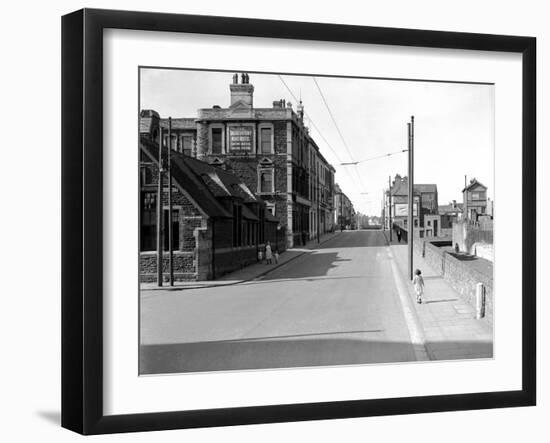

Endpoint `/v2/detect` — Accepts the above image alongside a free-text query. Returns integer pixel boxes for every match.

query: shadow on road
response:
[258,251,351,281]
[140,338,493,374]
[317,230,388,249]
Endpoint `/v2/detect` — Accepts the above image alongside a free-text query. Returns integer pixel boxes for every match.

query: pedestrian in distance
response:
[396,229,402,243]
[273,249,279,264]
[265,241,273,265]
[412,268,425,304]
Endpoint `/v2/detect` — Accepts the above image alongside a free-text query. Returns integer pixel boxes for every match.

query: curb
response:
[142,232,343,292]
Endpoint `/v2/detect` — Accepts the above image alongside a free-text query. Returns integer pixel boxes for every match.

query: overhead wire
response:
[277,75,362,194]
[312,77,368,194]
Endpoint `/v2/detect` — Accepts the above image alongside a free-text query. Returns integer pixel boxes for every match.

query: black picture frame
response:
[61,8,536,435]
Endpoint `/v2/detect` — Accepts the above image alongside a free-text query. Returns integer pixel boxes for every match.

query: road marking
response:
[387,247,430,361]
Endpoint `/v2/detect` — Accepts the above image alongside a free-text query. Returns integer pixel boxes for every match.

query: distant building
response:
[462,178,489,220]
[439,200,464,230]
[334,184,355,230]
[386,174,440,237]
[153,73,336,248]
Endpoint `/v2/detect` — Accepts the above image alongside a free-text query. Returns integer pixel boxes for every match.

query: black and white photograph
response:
[138,68,494,375]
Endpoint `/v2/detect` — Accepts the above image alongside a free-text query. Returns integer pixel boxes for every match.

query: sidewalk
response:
[387,239,493,361]
[141,231,343,291]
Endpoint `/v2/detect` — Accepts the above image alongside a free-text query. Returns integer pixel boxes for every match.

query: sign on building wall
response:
[393,203,418,217]
[229,126,253,151]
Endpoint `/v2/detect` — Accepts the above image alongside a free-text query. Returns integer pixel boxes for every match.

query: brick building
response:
[139,110,282,282]
[439,200,464,231]
[462,178,489,220]
[386,174,441,237]
[154,73,335,247]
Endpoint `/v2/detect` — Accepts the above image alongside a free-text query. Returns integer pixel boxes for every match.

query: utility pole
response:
[317,172,320,243]
[168,117,174,286]
[156,126,164,286]
[388,175,393,242]
[408,116,415,280]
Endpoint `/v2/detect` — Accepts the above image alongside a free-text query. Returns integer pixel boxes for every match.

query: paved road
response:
[140,230,418,374]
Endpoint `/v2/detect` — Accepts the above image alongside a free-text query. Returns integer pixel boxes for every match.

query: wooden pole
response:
[408,116,415,280]
[168,117,174,286]
[388,175,392,241]
[156,126,164,286]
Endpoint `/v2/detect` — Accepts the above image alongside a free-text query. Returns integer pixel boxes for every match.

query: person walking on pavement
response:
[265,241,273,265]
[412,268,425,304]
[396,229,402,243]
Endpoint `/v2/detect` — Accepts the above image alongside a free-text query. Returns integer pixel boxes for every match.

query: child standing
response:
[265,241,273,265]
[412,269,425,304]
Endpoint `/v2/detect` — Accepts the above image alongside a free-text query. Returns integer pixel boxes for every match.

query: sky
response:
[140,68,494,216]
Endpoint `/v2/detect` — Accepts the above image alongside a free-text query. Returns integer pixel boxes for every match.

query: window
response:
[140,192,157,251]
[212,128,223,154]
[260,127,272,153]
[266,203,275,216]
[140,166,153,186]
[163,134,177,151]
[427,220,431,226]
[163,209,180,250]
[232,204,242,246]
[182,135,193,156]
[260,169,273,193]
[414,219,419,227]
[471,192,479,200]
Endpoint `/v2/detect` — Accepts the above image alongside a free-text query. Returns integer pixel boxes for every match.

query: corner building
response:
[186,73,334,248]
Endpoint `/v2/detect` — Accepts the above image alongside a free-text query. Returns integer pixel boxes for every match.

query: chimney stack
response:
[230,73,254,108]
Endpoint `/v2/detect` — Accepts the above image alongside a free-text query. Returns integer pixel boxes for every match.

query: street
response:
[140,230,424,374]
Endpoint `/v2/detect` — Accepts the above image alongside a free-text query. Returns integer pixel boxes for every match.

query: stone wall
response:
[140,251,197,282]
[416,239,493,325]
[214,246,258,277]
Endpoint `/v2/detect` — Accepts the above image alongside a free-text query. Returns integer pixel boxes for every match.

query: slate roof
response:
[140,136,230,218]
[390,177,437,196]
[140,136,262,222]
[462,178,487,192]
[439,203,464,214]
[414,184,437,193]
[160,118,197,130]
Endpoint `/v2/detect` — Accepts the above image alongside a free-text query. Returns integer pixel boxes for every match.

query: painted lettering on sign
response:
[229,127,253,151]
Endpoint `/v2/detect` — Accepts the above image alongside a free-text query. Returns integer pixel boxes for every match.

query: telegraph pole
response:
[317,173,320,243]
[408,116,415,280]
[168,117,174,286]
[156,126,164,286]
[388,175,393,242]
